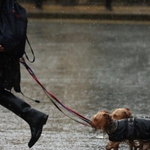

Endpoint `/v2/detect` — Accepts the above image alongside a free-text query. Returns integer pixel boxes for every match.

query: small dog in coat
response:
[107,108,137,150]
[91,109,150,150]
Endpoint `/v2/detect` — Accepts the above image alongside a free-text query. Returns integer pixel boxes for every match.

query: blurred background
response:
[19,0,150,6]
[16,0,150,21]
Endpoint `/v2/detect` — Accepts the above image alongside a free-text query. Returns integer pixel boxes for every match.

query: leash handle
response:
[20,57,91,127]
[24,36,35,63]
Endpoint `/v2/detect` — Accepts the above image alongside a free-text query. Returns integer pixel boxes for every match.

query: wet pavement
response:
[1,19,150,149]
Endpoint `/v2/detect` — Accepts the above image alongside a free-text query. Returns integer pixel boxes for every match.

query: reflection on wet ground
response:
[0,20,150,149]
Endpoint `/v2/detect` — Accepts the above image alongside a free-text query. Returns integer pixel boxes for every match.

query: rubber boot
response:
[0,90,48,148]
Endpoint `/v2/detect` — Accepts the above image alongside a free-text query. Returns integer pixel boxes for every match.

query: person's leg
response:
[35,0,43,9]
[105,0,112,10]
[0,89,48,148]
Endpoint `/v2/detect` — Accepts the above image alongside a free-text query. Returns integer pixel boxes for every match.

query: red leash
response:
[20,57,91,127]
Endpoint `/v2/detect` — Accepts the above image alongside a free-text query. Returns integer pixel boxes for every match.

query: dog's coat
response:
[108,117,150,142]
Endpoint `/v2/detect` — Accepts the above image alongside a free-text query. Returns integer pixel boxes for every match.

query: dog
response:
[91,109,150,150]
[107,108,134,150]
[91,108,134,150]
[111,109,150,150]
[111,108,132,120]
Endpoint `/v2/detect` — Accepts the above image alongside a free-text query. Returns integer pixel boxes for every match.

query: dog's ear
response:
[123,112,128,118]
[103,113,109,119]
[124,108,132,117]
[103,113,112,126]
[124,108,130,111]
[112,114,117,118]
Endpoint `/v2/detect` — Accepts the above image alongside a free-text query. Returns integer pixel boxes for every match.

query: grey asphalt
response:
[21,3,150,21]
